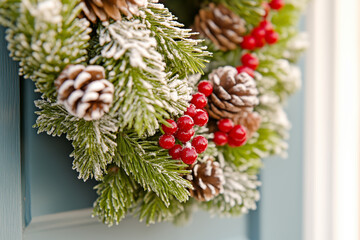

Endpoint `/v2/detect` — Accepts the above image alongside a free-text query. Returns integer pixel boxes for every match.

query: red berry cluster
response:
[159,81,213,165]
[237,1,283,77]
[213,119,247,148]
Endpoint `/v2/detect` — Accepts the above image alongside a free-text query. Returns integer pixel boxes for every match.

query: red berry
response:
[213,131,228,146]
[241,53,259,70]
[229,125,247,141]
[169,144,182,159]
[241,35,256,50]
[177,115,194,131]
[191,93,208,109]
[255,37,266,48]
[269,0,284,10]
[184,104,197,118]
[192,135,208,154]
[265,30,279,44]
[259,20,273,32]
[198,81,213,97]
[228,136,247,147]
[217,119,234,133]
[262,2,271,18]
[193,109,209,126]
[161,119,177,135]
[159,135,175,149]
[252,26,266,40]
[236,66,255,78]
[176,128,195,143]
[181,146,198,164]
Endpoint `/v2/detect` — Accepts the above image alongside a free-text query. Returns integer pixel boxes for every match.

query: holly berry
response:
[198,81,213,97]
[192,136,208,154]
[162,119,177,135]
[217,118,234,133]
[236,66,255,78]
[191,93,208,109]
[175,127,195,143]
[228,136,247,147]
[265,30,279,44]
[181,146,198,164]
[177,115,194,131]
[193,109,209,126]
[255,37,266,48]
[241,53,259,70]
[213,131,228,146]
[259,20,273,32]
[159,135,175,149]
[229,125,247,141]
[269,0,285,10]
[251,26,266,40]
[184,104,197,118]
[241,35,256,50]
[169,144,182,160]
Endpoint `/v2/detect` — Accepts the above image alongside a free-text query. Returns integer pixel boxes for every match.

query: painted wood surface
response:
[0,27,23,240]
[24,209,249,240]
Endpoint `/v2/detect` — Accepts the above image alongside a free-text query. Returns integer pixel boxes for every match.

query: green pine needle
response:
[114,132,192,206]
[35,100,118,181]
[144,2,211,79]
[93,166,139,226]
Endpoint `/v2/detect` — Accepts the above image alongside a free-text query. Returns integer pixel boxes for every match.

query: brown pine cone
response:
[205,66,259,121]
[81,0,147,23]
[193,3,246,51]
[186,159,225,202]
[55,65,114,121]
[233,111,261,138]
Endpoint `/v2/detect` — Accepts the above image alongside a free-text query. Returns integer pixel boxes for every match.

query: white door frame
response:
[304,0,360,239]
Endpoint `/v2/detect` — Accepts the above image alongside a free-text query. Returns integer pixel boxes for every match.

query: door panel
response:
[0,26,23,240]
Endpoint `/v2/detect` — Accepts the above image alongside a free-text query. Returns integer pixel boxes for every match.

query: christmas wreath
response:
[0,0,307,225]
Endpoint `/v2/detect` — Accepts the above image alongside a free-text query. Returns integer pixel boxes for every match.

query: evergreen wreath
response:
[0,0,307,225]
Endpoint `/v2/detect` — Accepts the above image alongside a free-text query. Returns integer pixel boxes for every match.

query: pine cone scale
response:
[205,66,260,122]
[56,65,114,120]
[81,0,147,23]
[187,159,225,202]
[194,3,246,51]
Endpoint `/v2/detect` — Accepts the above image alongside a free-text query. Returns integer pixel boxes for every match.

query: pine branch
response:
[143,2,211,79]
[136,191,185,225]
[92,20,192,136]
[0,0,21,27]
[6,0,91,100]
[93,166,139,226]
[114,132,192,206]
[34,100,118,181]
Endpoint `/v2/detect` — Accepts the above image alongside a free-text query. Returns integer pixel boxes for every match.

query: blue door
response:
[0,23,304,239]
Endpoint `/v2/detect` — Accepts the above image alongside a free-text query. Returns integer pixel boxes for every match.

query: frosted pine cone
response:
[55,65,114,121]
[186,159,225,202]
[233,111,261,138]
[205,66,259,121]
[193,3,246,51]
[81,0,148,23]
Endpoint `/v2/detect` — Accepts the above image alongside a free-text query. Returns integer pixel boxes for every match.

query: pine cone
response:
[55,65,114,121]
[205,66,259,121]
[186,159,225,202]
[233,111,261,138]
[193,3,246,51]
[81,0,147,23]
